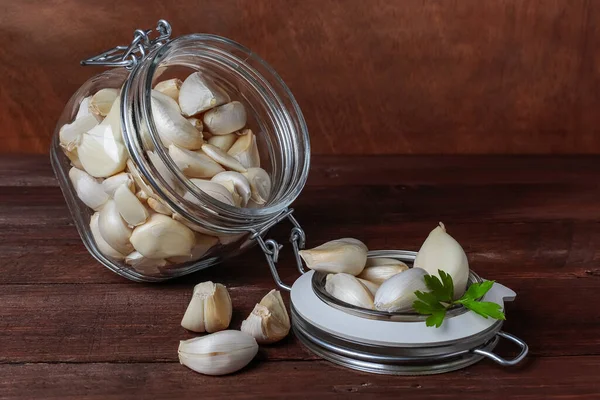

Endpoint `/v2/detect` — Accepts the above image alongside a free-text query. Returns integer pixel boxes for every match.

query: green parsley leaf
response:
[423,273,453,303]
[459,300,506,320]
[426,310,446,328]
[461,280,494,302]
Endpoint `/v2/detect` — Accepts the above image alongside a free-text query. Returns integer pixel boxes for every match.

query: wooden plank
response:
[0,277,599,363]
[3,1,600,155]
[1,357,599,399]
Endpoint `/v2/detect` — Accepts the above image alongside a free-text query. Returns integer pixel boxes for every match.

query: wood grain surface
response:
[2,0,600,155]
[1,154,600,399]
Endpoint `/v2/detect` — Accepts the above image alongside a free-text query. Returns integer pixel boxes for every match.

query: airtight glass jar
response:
[50,21,310,282]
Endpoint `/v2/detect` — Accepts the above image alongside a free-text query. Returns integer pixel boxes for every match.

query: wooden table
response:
[1,154,599,399]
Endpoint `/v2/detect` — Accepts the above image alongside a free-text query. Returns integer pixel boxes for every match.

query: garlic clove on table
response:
[241,289,291,344]
[181,281,232,333]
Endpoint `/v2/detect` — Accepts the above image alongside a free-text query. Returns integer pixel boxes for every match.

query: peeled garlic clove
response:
[357,278,380,297]
[178,72,230,117]
[299,238,368,275]
[113,183,149,226]
[101,95,123,143]
[414,222,469,299]
[178,330,258,376]
[241,289,290,344]
[98,199,134,255]
[77,124,128,178]
[187,178,235,207]
[357,260,409,285]
[227,129,260,169]
[90,212,125,260]
[68,167,109,211]
[168,233,219,263]
[325,273,374,309]
[242,168,271,205]
[374,267,428,312]
[89,88,119,118]
[59,114,98,151]
[186,117,203,132]
[154,78,182,101]
[147,197,172,215]
[203,101,247,135]
[208,133,237,152]
[101,172,134,197]
[181,281,232,333]
[125,251,167,275]
[151,90,204,149]
[201,144,247,173]
[75,96,101,121]
[168,144,225,178]
[130,213,195,259]
[211,171,251,207]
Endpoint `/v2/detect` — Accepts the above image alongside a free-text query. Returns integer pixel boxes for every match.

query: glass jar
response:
[50,22,310,282]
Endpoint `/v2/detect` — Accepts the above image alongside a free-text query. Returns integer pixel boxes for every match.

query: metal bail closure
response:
[251,209,306,292]
[80,19,172,70]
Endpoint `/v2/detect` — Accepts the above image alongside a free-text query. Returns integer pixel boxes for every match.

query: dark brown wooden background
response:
[2,0,600,155]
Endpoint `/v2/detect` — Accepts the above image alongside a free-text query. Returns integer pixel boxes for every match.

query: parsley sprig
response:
[413,270,506,328]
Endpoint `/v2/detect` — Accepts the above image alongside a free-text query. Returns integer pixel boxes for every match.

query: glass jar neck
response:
[120,34,310,234]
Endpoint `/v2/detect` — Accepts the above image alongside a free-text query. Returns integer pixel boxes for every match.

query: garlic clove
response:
[211,171,251,207]
[68,167,109,211]
[374,267,428,312]
[186,178,236,207]
[126,159,155,199]
[65,148,85,170]
[147,197,172,215]
[186,117,203,132]
[130,213,195,259]
[203,101,247,135]
[299,238,368,275]
[366,257,410,269]
[414,222,469,299]
[201,144,247,173]
[97,199,134,255]
[357,261,409,285]
[101,172,134,197]
[241,289,290,344]
[151,90,204,149]
[168,233,219,263]
[216,180,243,207]
[181,281,232,333]
[357,278,380,297]
[208,133,237,152]
[90,212,125,260]
[325,273,374,309]
[178,330,258,376]
[75,96,102,121]
[242,168,271,205]
[125,251,167,275]
[154,78,182,101]
[101,95,123,143]
[147,150,185,195]
[77,124,128,178]
[227,129,260,169]
[113,183,149,226]
[178,72,230,117]
[168,144,225,178]
[89,88,119,118]
[59,114,98,151]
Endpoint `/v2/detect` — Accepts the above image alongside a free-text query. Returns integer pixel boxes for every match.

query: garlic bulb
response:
[77,124,128,178]
[154,78,182,101]
[208,133,238,152]
[130,213,195,259]
[168,233,219,263]
[181,281,232,333]
[374,267,428,312]
[201,144,247,173]
[211,171,251,207]
[113,184,149,227]
[97,199,134,255]
[299,238,368,275]
[168,145,225,178]
[151,90,203,149]
[68,167,109,211]
[325,273,374,309]
[178,72,230,117]
[241,289,290,344]
[357,258,409,285]
[90,212,125,260]
[89,88,119,118]
[101,172,134,197]
[203,101,247,135]
[414,222,469,299]
[228,129,260,169]
[178,330,258,376]
[242,168,271,205]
